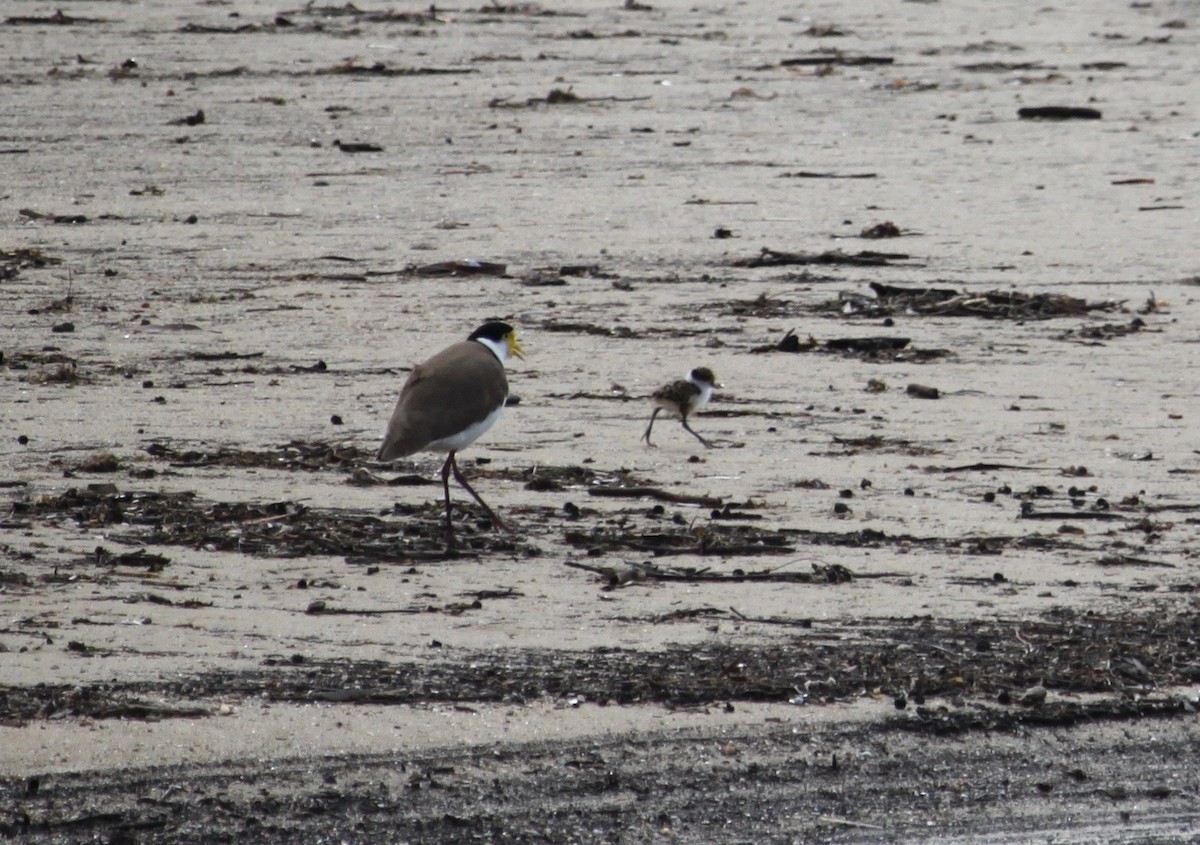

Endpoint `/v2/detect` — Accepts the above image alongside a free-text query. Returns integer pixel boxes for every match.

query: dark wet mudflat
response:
[4,708,1199,844]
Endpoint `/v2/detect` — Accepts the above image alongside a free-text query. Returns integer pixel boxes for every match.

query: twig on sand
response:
[817,815,884,831]
[587,485,723,507]
[729,607,815,628]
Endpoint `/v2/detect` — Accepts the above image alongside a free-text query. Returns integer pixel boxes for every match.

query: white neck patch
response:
[475,335,508,363]
[688,372,715,409]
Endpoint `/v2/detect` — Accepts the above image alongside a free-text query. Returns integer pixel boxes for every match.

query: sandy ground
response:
[2,0,1200,840]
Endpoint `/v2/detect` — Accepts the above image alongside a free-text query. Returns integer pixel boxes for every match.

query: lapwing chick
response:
[641,367,719,448]
[377,321,525,547]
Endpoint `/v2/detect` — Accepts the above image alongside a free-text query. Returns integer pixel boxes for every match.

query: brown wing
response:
[377,341,508,461]
[652,379,699,410]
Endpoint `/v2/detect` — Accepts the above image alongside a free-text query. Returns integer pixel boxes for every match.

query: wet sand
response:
[2,0,1199,840]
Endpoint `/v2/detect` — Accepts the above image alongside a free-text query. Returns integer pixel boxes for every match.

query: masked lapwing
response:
[377,321,525,546]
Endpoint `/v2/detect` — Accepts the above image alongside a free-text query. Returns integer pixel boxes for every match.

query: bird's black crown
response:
[690,367,716,386]
[469,321,515,343]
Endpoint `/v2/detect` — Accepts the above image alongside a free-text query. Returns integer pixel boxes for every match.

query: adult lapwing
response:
[377,321,524,546]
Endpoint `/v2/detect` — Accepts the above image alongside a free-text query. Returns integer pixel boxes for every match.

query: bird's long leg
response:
[681,415,714,449]
[641,408,661,447]
[440,452,457,547]
[450,453,510,532]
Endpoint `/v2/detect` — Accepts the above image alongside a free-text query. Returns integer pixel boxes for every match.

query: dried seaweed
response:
[566,522,798,557]
[145,440,369,471]
[315,62,475,77]
[489,88,651,108]
[0,684,209,725]
[830,282,1124,320]
[564,559,862,588]
[0,247,61,280]
[586,486,723,507]
[12,488,530,559]
[779,53,895,67]
[826,434,944,456]
[5,10,105,25]
[1056,317,1147,342]
[716,292,799,318]
[410,259,507,277]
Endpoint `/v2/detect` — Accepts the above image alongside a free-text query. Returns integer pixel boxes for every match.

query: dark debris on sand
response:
[830,282,1125,321]
[3,608,1197,728]
[10,487,532,560]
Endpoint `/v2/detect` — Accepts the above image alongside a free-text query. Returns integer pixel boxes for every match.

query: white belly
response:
[425,403,504,453]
